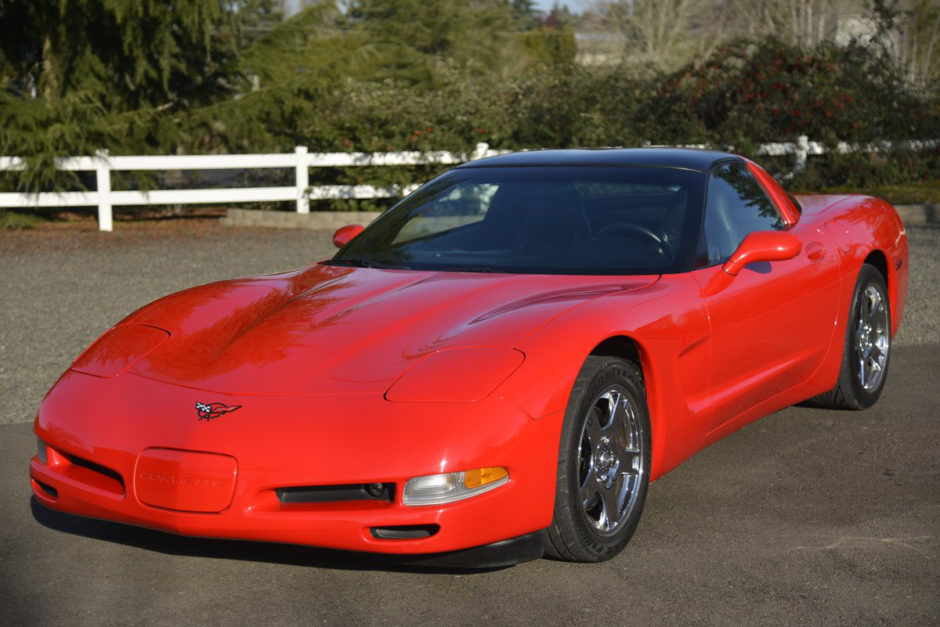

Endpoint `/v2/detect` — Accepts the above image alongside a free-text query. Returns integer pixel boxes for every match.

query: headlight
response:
[385,347,524,403]
[402,467,509,506]
[71,324,170,377]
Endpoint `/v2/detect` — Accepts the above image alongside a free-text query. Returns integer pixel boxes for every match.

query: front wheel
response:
[810,263,891,410]
[543,356,651,562]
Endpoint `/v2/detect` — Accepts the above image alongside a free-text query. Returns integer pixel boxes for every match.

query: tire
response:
[809,263,891,410]
[543,356,651,562]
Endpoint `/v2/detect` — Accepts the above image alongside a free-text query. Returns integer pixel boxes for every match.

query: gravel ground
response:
[0,219,937,426]
[895,224,940,346]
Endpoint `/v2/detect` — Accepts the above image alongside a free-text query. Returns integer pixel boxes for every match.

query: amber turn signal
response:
[403,467,510,506]
[463,467,509,490]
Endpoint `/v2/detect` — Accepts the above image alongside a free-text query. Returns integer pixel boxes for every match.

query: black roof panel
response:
[457,147,739,172]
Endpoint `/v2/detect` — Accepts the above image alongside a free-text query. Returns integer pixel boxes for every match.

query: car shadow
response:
[29,497,511,574]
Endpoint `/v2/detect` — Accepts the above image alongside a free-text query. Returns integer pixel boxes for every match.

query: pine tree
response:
[0,1,268,190]
[345,0,519,83]
[0,0,244,111]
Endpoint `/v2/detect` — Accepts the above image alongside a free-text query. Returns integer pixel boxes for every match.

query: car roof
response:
[457,148,740,172]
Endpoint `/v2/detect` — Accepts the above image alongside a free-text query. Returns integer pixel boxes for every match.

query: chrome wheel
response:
[854,284,889,392]
[545,356,650,562]
[805,263,892,411]
[577,386,645,536]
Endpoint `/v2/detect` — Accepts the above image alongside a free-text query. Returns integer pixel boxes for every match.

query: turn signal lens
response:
[403,467,509,506]
[37,438,47,464]
[463,467,508,490]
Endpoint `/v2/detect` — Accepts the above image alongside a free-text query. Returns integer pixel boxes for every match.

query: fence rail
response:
[755,137,937,172]
[1,137,935,231]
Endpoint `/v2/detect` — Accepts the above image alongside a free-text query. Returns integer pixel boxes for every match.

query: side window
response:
[702,162,783,263]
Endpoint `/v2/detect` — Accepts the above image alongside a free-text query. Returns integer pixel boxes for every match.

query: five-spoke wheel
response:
[544,356,650,562]
[810,263,892,409]
[854,283,890,392]
[577,387,645,536]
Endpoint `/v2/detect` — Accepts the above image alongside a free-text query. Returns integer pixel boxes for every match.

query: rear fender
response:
[830,197,908,338]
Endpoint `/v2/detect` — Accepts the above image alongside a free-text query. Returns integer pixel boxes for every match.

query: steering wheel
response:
[596,223,666,250]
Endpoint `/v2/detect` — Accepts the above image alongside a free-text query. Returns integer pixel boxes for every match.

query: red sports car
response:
[30,149,908,566]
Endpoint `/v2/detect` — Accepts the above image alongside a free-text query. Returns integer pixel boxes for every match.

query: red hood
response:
[119,263,657,395]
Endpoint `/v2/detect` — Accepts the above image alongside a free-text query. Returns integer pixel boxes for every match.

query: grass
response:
[0,210,46,230]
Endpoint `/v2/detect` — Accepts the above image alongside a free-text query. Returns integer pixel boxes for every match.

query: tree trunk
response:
[41,33,57,99]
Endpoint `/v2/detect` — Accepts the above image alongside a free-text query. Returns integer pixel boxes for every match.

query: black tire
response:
[809,263,891,410]
[543,356,651,562]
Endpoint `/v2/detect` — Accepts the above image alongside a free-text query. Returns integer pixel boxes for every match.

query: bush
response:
[656,39,937,146]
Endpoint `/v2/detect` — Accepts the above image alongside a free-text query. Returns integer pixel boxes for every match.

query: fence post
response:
[472,142,489,161]
[794,135,809,173]
[295,145,309,214]
[95,150,113,232]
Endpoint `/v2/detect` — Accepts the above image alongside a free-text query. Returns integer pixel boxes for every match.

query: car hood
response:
[115,263,657,395]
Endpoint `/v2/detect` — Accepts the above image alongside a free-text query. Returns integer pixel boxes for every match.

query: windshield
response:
[330,166,705,275]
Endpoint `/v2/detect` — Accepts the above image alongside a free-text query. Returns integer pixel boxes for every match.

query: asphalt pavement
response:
[0,220,937,625]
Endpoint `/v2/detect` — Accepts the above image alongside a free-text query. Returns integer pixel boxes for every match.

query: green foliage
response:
[0,209,43,229]
[239,3,362,88]
[507,66,646,148]
[509,0,542,29]
[657,39,936,146]
[0,92,117,190]
[789,148,940,191]
[0,0,245,189]
[521,25,577,69]
[0,0,241,110]
[232,0,284,51]
[0,90,183,190]
[345,0,524,83]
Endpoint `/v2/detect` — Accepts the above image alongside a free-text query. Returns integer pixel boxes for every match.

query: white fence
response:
[0,143,501,232]
[1,137,936,231]
[755,136,937,173]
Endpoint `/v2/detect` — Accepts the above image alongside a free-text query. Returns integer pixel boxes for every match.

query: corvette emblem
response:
[195,402,241,421]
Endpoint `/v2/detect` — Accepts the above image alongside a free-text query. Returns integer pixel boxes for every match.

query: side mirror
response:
[332,224,364,249]
[722,231,802,276]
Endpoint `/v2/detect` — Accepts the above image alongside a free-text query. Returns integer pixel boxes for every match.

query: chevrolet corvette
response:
[30,149,908,566]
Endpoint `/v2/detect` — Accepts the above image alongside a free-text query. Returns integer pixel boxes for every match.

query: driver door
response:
[692,162,840,431]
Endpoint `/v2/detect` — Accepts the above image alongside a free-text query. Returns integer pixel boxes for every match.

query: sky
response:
[533,0,587,12]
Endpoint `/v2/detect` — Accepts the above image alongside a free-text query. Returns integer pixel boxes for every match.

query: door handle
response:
[806,241,826,261]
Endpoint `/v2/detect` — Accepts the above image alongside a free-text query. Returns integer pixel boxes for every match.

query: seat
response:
[514,189,591,254]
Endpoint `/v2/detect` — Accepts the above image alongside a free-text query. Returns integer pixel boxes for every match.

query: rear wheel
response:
[810,263,891,409]
[543,356,651,562]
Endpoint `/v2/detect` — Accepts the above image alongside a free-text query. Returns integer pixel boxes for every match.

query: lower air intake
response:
[370,524,440,540]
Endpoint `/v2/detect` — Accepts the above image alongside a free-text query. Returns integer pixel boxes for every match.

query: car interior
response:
[401,181,691,271]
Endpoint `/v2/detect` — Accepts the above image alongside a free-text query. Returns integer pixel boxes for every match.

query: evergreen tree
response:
[0,0,246,111]
[240,2,373,89]
[345,0,519,83]
[0,1,267,191]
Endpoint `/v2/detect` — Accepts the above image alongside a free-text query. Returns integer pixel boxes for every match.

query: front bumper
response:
[31,370,562,558]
